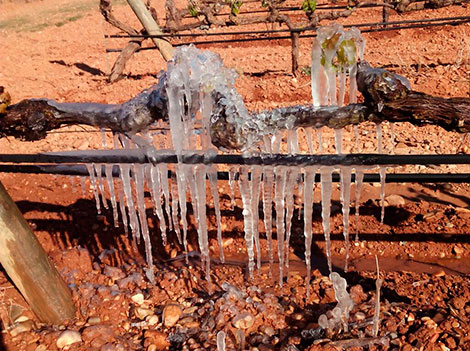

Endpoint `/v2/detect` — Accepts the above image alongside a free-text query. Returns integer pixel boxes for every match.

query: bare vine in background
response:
[100,0,467,81]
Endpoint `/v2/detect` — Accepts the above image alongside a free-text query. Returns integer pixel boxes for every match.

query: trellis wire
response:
[105,16,470,51]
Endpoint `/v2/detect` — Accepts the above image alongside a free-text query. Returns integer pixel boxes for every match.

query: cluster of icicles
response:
[82,25,393,292]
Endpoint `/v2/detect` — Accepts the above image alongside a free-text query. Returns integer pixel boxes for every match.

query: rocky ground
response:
[1,0,470,350]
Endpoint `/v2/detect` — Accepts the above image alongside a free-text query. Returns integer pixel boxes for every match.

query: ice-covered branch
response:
[1,54,470,148]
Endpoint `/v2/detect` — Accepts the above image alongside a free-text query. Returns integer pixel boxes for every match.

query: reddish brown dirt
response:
[1,1,470,351]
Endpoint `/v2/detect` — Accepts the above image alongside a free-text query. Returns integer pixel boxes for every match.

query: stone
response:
[232,312,255,329]
[87,316,101,325]
[56,330,82,349]
[104,266,126,280]
[9,320,35,337]
[452,246,464,256]
[131,293,145,305]
[385,194,406,206]
[163,304,183,327]
[144,330,169,350]
[135,307,154,320]
[82,325,115,348]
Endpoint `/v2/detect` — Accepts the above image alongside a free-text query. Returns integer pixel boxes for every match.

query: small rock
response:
[144,330,169,350]
[450,297,466,310]
[56,330,82,349]
[349,285,367,304]
[9,320,35,336]
[163,304,183,327]
[146,315,160,326]
[131,293,145,305]
[453,246,464,256]
[432,270,446,277]
[232,312,255,329]
[385,194,405,206]
[104,266,126,280]
[135,307,154,320]
[82,325,115,348]
[259,325,275,337]
[354,312,366,321]
[87,316,101,325]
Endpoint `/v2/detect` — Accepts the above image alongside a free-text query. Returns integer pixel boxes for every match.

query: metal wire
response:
[2,151,470,166]
[2,163,470,184]
[105,15,470,39]
[105,16,470,51]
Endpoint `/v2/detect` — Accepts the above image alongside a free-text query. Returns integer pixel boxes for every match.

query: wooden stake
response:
[0,182,75,324]
[126,0,174,61]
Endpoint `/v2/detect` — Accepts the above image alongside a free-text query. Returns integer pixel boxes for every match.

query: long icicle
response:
[274,166,288,288]
[86,163,102,215]
[262,166,275,277]
[105,164,119,227]
[320,166,334,274]
[148,164,167,245]
[134,163,155,283]
[251,165,262,270]
[340,166,352,271]
[208,165,224,263]
[304,166,317,299]
[238,165,255,279]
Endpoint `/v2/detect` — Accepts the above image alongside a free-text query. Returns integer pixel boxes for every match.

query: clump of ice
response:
[318,272,354,333]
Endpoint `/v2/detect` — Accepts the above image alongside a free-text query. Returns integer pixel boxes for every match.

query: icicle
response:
[228,167,237,211]
[303,166,317,299]
[100,129,108,149]
[170,173,184,246]
[148,165,167,245]
[339,167,352,271]
[354,167,364,241]
[320,166,334,274]
[217,331,226,351]
[305,127,314,154]
[334,129,343,154]
[390,122,396,154]
[296,171,304,221]
[80,176,87,196]
[354,125,360,153]
[117,181,129,234]
[262,166,275,277]
[194,164,211,287]
[94,164,109,210]
[373,256,382,337]
[70,176,77,193]
[158,164,173,232]
[311,37,328,107]
[376,123,383,154]
[208,165,224,263]
[274,166,288,287]
[86,164,102,214]
[284,168,297,272]
[349,63,358,104]
[317,129,324,153]
[379,166,386,224]
[251,165,262,270]
[286,129,299,154]
[238,166,255,279]
[338,67,346,107]
[105,164,119,227]
[134,164,155,283]
[120,164,140,243]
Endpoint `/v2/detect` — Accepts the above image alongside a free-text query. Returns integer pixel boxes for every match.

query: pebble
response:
[452,246,464,256]
[146,315,160,326]
[144,330,169,350]
[131,293,145,305]
[259,325,275,337]
[9,320,35,336]
[87,316,101,325]
[163,304,183,327]
[135,307,155,320]
[385,194,406,206]
[232,312,255,329]
[56,330,82,349]
[103,266,126,280]
[354,312,366,321]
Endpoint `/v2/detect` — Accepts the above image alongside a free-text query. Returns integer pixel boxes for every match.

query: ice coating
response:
[120,163,140,243]
[95,164,108,210]
[379,166,387,224]
[330,272,354,332]
[217,331,226,351]
[148,164,167,245]
[373,256,382,337]
[320,167,334,273]
[228,167,237,210]
[284,168,297,272]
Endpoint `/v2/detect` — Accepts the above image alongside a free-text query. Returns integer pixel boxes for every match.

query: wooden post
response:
[0,182,75,324]
[126,0,174,61]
